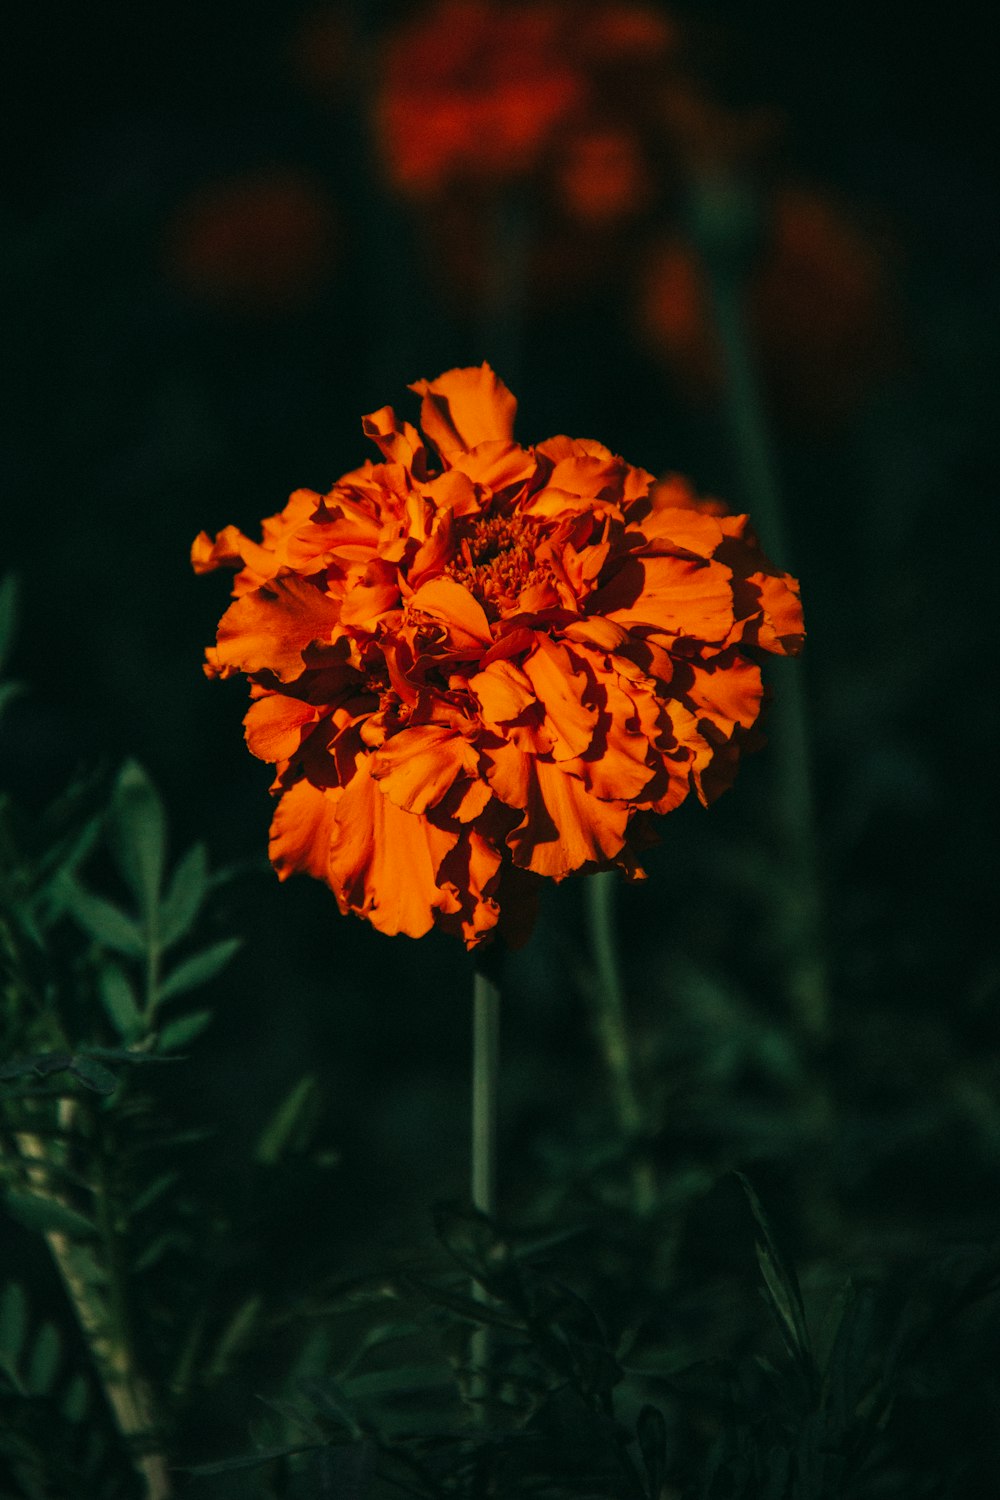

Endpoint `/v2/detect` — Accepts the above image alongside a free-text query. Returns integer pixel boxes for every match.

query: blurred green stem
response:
[586,872,656,1215]
[693,176,829,1043]
[16,1111,171,1498]
[470,963,500,1416]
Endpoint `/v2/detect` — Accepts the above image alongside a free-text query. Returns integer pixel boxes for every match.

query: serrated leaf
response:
[26,1321,60,1394]
[0,1282,29,1370]
[159,842,209,950]
[68,1055,118,1096]
[158,939,240,1002]
[637,1404,668,1500]
[4,1190,97,1241]
[109,761,166,923]
[58,875,145,958]
[256,1074,322,1166]
[97,962,145,1042]
[157,1009,213,1052]
[62,1371,89,1423]
[0,574,18,677]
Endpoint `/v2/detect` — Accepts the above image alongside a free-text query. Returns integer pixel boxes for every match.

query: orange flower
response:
[194,366,802,946]
[166,170,338,316]
[639,184,898,427]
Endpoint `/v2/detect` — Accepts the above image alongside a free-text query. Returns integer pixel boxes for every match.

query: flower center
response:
[447,512,542,618]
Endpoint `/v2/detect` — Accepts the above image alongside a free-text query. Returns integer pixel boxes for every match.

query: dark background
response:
[2,0,999,1483]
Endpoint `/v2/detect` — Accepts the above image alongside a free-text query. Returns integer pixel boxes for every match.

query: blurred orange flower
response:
[194,366,802,946]
[166,170,338,315]
[640,184,898,426]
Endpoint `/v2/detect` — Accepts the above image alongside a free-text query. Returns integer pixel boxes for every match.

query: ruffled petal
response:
[410,364,517,458]
[213,576,343,682]
[370,723,481,814]
[269,779,340,882]
[508,759,629,878]
[328,759,458,938]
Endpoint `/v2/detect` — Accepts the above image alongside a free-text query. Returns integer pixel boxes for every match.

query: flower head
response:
[194,366,802,947]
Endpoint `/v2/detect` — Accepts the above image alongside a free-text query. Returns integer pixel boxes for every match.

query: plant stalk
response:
[586,872,656,1215]
[470,962,501,1417]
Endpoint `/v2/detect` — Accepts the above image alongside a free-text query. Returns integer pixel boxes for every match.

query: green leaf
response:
[68,1055,119,1096]
[0,1282,29,1371]
[158,939,241,1002]
[26,1321,60,1395]
[0,574,18,677]
[637,1404,668,1500]
[256,1074,322,1166]
[109,761,166,923]
[157,1009,214,1052]
[57,875,145,958]
[130,1171,180,1216]
[4,1190,98,1241]
[61,1372,89,1424]
[182,1445,321,1477]
[159,842,209,950]
[342,1364,454,1402]
[413,1279,524,1332]
[736,1173,813,1376]
[97,962,145,1042]
[206,1294,263,1380]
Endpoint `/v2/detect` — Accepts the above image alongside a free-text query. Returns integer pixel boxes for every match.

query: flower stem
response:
[692,176,829,1043]
[16,1114,171,1498]
[470,960,501,1417]
[586,872,656,1215]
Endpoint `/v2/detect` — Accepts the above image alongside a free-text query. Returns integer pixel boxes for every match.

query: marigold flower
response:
[194,366,802,947]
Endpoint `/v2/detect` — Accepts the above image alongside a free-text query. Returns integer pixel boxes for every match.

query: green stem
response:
[470,963,500,1419]
[693,177,829,1043]
[585,872,656,1215]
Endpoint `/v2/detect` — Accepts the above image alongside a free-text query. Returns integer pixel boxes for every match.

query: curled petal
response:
[371,723,482,814]
[244,694,322,762]
[410,363,517,458]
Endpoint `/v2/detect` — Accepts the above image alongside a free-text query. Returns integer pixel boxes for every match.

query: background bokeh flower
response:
[195,365,801,946]
[639,183,900,427]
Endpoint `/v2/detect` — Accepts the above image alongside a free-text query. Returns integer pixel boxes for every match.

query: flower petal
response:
[213,576,343,682]
[244,694,322,762]
[269,779,340,882]
[328,759,458,937]
[508,759,629,878]
[370,723,481,814]
[410,363,517,458]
